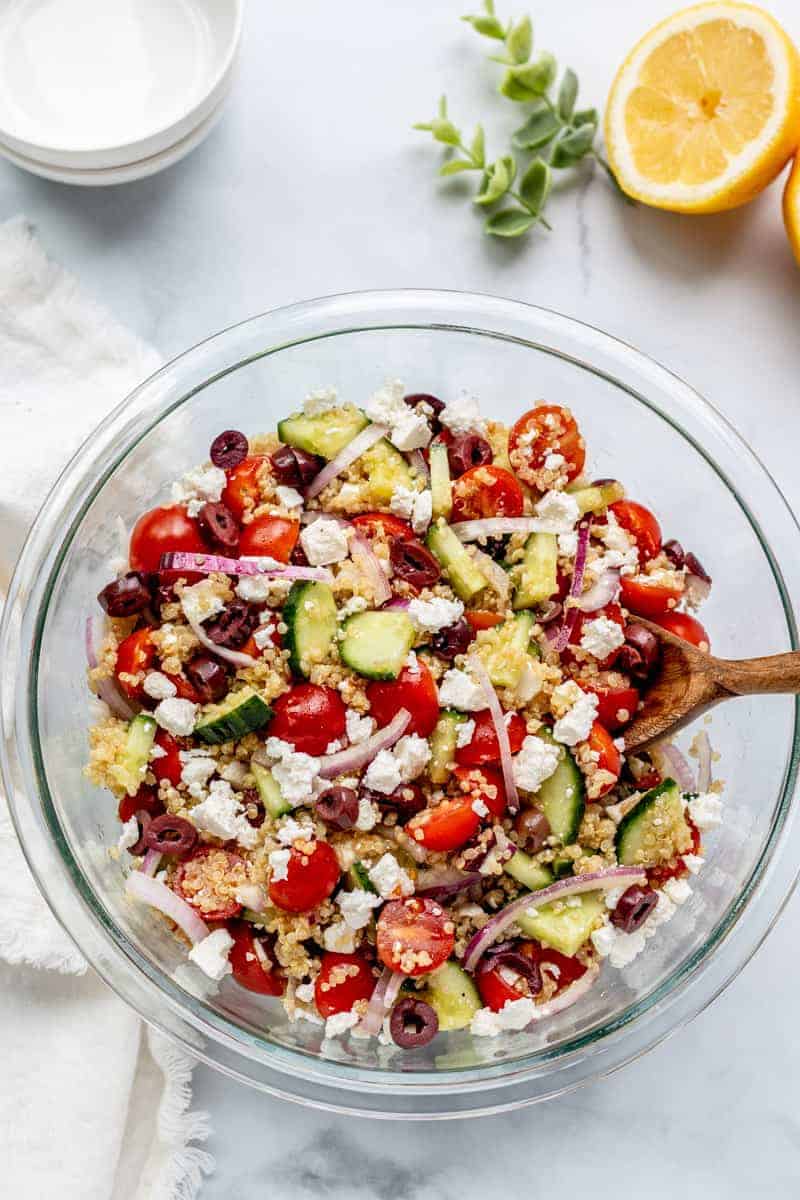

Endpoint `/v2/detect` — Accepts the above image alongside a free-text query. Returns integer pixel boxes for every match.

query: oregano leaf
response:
[550,122,596,167]
[557,68,578,121]
[511,108,561,150]
[506,15,532,64]
[485,208,538,237]
[461,12,506,39]
[500,53,556,101]
[572,107,598,128]
[440,159,479,176]
[430,118,463,146]
[474,155,516,205]
[470,123,486,167]
[519,157,552,213]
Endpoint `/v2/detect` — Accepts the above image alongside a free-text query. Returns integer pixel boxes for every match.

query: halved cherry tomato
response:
[610,500,661,563]
[454,709,526,766]
[620,574,683,618]
[451,465,525,522]
[115,628,156,699]
[221,455,269,521]
[151,729,183,787]
[175,847,245,921]
[581,677,640,732]
[238,515,299,562]
[164,672,204,703]
[367,659,439,738]
[587,721,621,798]
[376,897,454,976]
[228,921,285,996]
[314,952,376,1017]
[118,784,162,824]
[465,610,505,633]
[129,504,206,574]
[239,621,282,659]
[453,765,507,819]
[352,512,414,542]
[568,603,626,668]
[406,796,479,852]
[652,611,711,652]
[267,684,347,756]
[508,404,585,487]
[476,957,528,1011]
[268,840,341,913]
[521,940,588,987]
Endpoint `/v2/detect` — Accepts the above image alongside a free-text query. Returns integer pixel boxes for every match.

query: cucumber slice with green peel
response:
[535,730,585,845]
[516,890,605,957]
[551,856,573,879]
[512,532,558,610]
[282,580,337,677]
[429,440,452,521]
[504,849,554,892]
[360,439,414,504]
[251,760,291,818]
[429,710,467,784]
[348,861,377,893]
[474,611,535,689]
[277,405,368,460]
[339,610,415,680]
[616,778,692,867]
[567,480,625,515]
[422,961,482,1031]
[426,523,487,602]
[113,713,157,796]
[195,687,272,745]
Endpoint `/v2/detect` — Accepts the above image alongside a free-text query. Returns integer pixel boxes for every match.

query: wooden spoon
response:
[622,618,800,751]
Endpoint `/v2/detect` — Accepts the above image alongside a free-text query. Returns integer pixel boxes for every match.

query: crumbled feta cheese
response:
[303,386,339,416]
[534,490,580,534]
[470,997,536,1037]
[325,740,344,755]
[393,734,431,782]
[579,615,626,660]
[363,749,402,795]
[275,485,304,509]
[598,511,636,555]
[552,687,598,746]
[391,410,432,452]
[456,718,475,749]
[406,649,419,672]
[117,817,140,854]
[268,848,291,882]
[603,885,627,911]
[294,981,316,1004]
[322,921,357,953]
[590,923,617,958]
[265,738,321,807]
[355,795,379,831]
[544,452,565,471]
[663,877,692,905]
[411,489,433,533]
[368,853,415,898]
[338,888,382,930]
[345,708,375,744]
[471,797,489,817]
[683,853,705,875]
[142,671,177,701]
[191,780,258,847]
[180,752,217,798]
[324,1010,360,1038]
[688,792,722,830]
[438,667,485,712]
[337,482,364,505]
[512,735,561,792]
[219,760,248,788]
[153,698,198,738]
[558,531,578,558]
[180,579,226,626]
[591,919,647,968]
[515,660,543,704]
[188,929,234,981]
[149,744,167,761]
[300,517,349,566]
[407,596,464,633]
[253,622,276,649]
[276,817,315,846]
[440,390,487,436]
[363,379,408,426]
[390,486,416,520]
[338,594,369,619]
[171,464,226,517]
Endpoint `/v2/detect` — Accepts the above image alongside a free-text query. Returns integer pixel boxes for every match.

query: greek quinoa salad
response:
[86,383,722,1048]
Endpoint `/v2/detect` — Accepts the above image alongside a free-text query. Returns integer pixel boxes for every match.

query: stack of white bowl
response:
[0,0,243,185]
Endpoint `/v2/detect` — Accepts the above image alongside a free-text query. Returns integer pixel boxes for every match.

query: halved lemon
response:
[783,149,800,264]
[605,2,800,213]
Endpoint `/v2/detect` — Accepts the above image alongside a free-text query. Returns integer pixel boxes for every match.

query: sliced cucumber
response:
[474,611,534,689]
[277,405,368,459]
[251,760,291,818]
[113,713,157,796]
[504,849,554,892]
[426,523,487,602]
[348,861,377,893]
[283,580,337,677]
[360,439,414,505]
[512,532,558,610]
[535,730,585,845]
[551,856,573,879]
[422,961,482,1031]
[429,440,452,521]
[195,687,272,745]
[429,710,467,784]
[339,610,415,680]
[567,480,625,515]
[616,778,692,867]
[516,891,605,957]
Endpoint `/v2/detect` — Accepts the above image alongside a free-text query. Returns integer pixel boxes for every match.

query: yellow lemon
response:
[605,2,800,213]
[783,148,800,264]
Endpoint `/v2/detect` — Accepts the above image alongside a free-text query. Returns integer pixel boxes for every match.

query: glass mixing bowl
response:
[3,290,800,1117]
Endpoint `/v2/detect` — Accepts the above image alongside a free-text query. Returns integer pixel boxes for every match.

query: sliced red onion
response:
[534,961,600,1018]
[468,655,519,815]
[359,966,404,1036]
[85,616,98,669]
[384,824,429,863]
[305,422,389,500]
[416,867,483,900]
[553,516,592,652]
[140,849,163,877]
[462,866,647,972]
[653,742,695,792]
[470,547,510,603]
[126,871,209,944]
[317,708,411,779]
[685,572,711,607]
[185,612,257,668]
[451,517,549,541]
[160,551,332,583]
[96,676,138,721]
[407,448,430,482]
[696,730,712,792]
[350,532,391,606]
[575,568,620,613]
[382,597,410,611]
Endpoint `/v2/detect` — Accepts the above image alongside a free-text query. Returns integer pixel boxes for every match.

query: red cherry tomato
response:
[238,515,299,562]
[508,404,585,487]
[465,610,505,633]
[221,455,269,521]
[581,678,640,731]
[587,721,621,798]
[568,603,626,669]
[406,795,481,852]
[129,504,206,573]
[652,611,711,652]
[451,465,525,522]
[476,957,529,1011]
[228,921,285,996]
[118,784,162,824]
[267,684,347,756]
[163,672,204,703]
[376,897,454,976]
[115,628,156,699]
[620,574,683,618]
[648,817,702,887]
[150,730,183,787]
[314,952,376,1018]
[521,940,588,987]
[454,709,526,766]
[352,512,414,542]
[367,659,439,738]
[174,847,245,921]
[268,840,341,913]
[453,765,507,819]
[610,500,661,563]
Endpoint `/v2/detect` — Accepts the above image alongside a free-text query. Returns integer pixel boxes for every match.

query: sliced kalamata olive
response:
[685,551,711,583]
[390,997,439,1048]
[389,537,441,590]
[615,644,646,679]
[481,534,510,562]
[662,539,685,568]
[97,572,151,617]
[270,445,324,488]
[365,783,426,821]
[291,540,310,566]
[293,447,325,487]
[430,617,474,661]
[210,429,249,470]
[483,947,543,995]
[448,432,493,477]
[611,884,659,933]
[404,393,445,433]
[204,600,259,649]
[242,788,266,828]
[184,654,230,702]
[622,623,661,681]
[513,808,551,853]
[129,810,153,857]
[144,814,198,858]
[314,786,360,830]
[197,501,240,553]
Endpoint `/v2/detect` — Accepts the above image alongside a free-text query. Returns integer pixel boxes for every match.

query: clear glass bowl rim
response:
[3,288,800,1117]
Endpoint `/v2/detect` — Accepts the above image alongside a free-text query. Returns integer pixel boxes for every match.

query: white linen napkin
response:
[0,216,214,1200]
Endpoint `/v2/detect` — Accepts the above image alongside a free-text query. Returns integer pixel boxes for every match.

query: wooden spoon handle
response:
[715,651,800,697]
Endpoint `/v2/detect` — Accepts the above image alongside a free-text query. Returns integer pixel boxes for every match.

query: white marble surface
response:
[3,0,800,1192]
